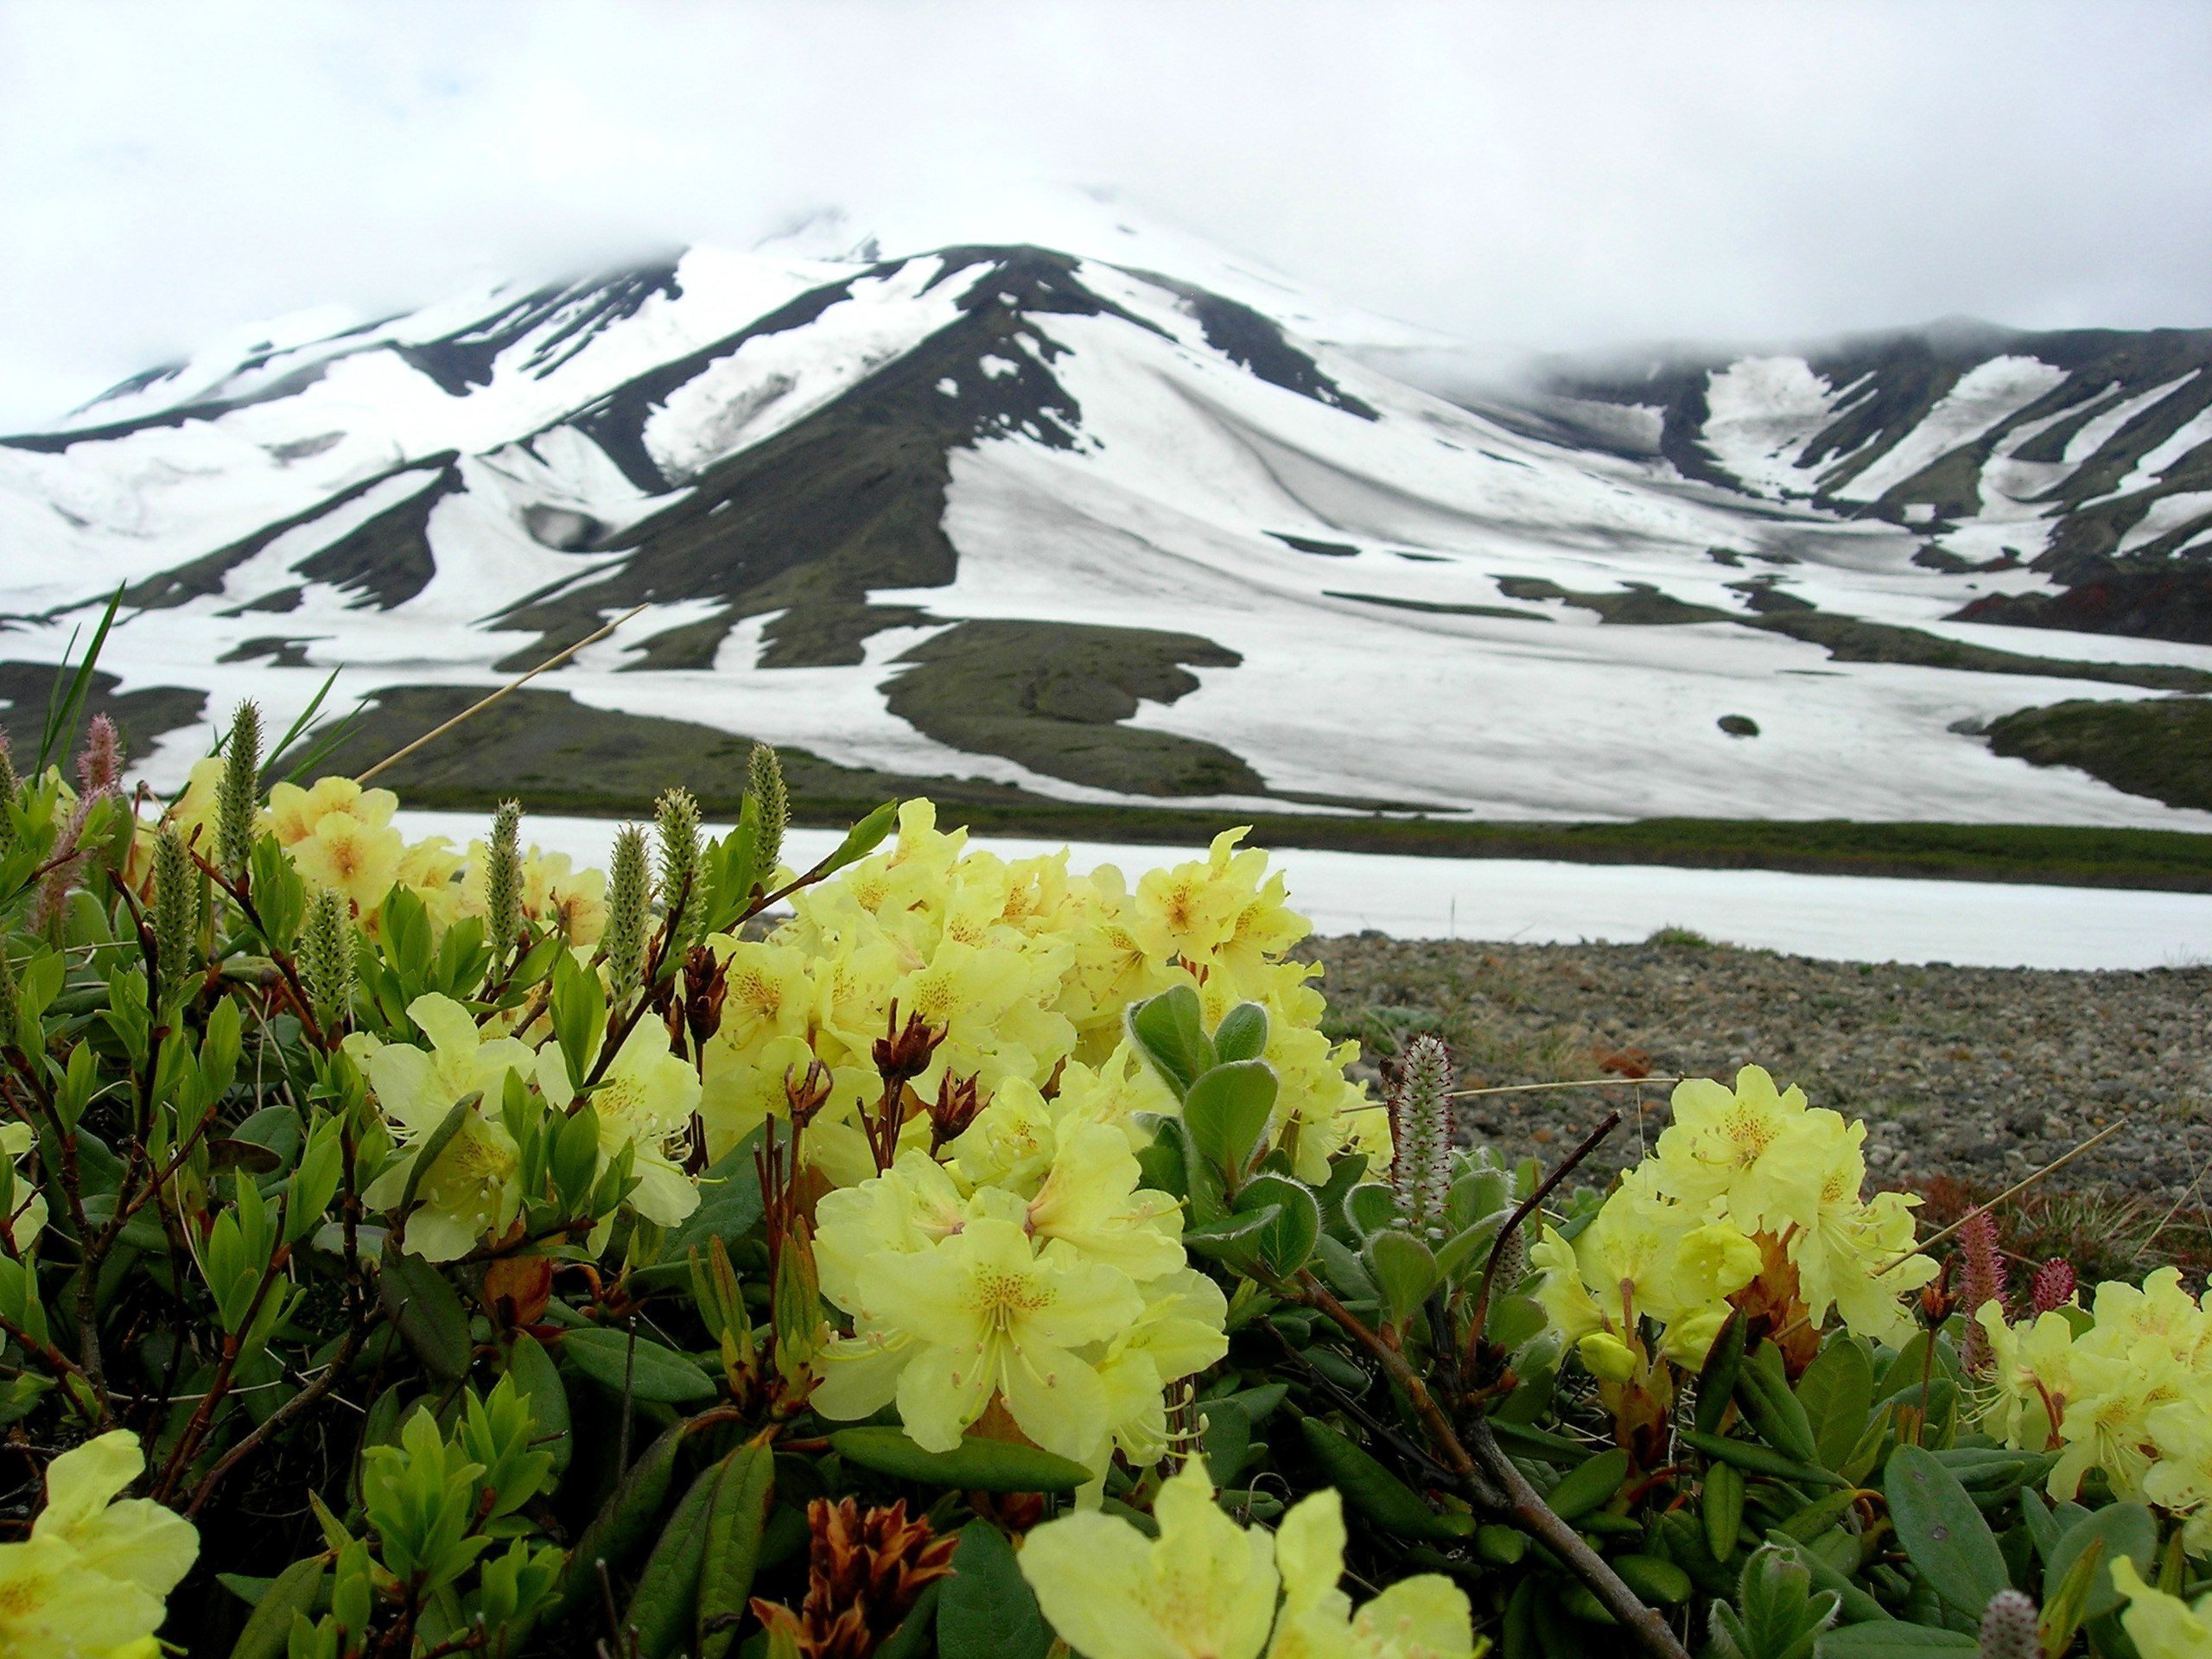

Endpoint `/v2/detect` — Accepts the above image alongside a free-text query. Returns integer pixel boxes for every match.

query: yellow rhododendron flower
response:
[1019,1462,1478,1659]
[814,1215,1141,1462]
[0,1430,198,1659]
[270,775,404,915]
[1020,1459,1282,1659]
[360,993,537,1261]
[536,1019,701,1229]
[165,753,245,855]
[2113,1556,2212,1659]
[1652,1065,1813,1232]
[1090,1268,1231,1469]
[461,842,607,947]
[1535,1171,1762,1370]
[2145,1378,2212,1551]
[396,834,465,929]
[1269,1485,1478,1659]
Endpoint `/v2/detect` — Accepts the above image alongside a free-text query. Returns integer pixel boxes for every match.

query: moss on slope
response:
[1985,696,2212,812]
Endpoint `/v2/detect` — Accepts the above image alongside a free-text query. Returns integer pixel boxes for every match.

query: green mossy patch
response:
[882,620,1266,798]
[1985,696,2212,811]
[277,684,1043,817]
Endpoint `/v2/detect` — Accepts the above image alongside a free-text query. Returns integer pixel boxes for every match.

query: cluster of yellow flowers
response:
[698,804,1376,1185]
[172,765,607,942]
[0,1431,199,1659]
[268,791,1373,1473]
[763,808,1377,1473]
[1535,1065,1936,1380]
[1977,1266,2212,1539]
[1020,1459,1479,1659]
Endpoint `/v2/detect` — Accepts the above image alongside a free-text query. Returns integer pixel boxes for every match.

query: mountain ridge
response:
[3,236,2210,836]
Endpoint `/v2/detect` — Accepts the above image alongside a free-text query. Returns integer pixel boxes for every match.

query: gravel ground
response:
[1306,933,2212,1217]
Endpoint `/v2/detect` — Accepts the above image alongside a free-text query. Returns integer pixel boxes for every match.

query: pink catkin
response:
[76,715,121,798]
[1957,1210,2007,1370]
[2031,1258,2077,1314]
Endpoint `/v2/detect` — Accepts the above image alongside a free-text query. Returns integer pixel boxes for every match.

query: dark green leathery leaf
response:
[938,1520,1050,1659]
[562,1326,720,1402]
[830,1427,1090,1493]
[622,1455,724,1657]
[696,1445,777,1659]
[1885,1445,2009,1618]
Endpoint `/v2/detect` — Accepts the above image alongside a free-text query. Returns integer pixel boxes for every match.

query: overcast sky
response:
[3,0,2209,429]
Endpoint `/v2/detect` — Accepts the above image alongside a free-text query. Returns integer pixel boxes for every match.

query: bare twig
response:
[1878,1118,2129,1274]
[357,602,649,784]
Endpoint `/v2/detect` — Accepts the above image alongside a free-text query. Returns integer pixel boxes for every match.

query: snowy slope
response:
[3,236,2209,832]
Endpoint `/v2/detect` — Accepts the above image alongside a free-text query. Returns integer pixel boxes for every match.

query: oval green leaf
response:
[1885,1445,2010,1618]
[829,1427,1090,1493]
[562,1325,720,1403]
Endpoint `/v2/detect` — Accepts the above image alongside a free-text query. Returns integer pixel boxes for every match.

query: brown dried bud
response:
[784,1058,835,1129]
[927,1072,982,1154]
[871,1002,945,1086]
[683,943,729,1051]
[481,1254,554,1330]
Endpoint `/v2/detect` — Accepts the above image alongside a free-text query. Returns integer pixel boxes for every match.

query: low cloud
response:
[2,0,2208,427]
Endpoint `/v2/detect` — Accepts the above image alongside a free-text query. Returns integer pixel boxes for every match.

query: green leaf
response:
[1689,1318,1743,1433]
[1796,1338,1873,1471]
[562,1327,719,1403]
[505,1332,572,1477]
[1713,1547,1840,1659]
[1885,1445,2010,1618]
[550,948,607,1096]
[377,1252,471,1380]
[1546,1447,1630,1522]
[2044,1500,2155,1623]
[818,800,899,879]
[1760,1531,1891,1627]
[1364,1231,1440,1330]
[697,1445,775,1659]
[1737,1340,1822,1466]
[1682,1428,1849,1490]
[830,1427,1090,1493]
[1815,1625,1978,1654]
[1211,1001,1269,1063]
[547,1419,686,1623]
[660,1131,766,1262]
[1202,1397,1253,1487]
[226,1554,324,1659]
[1342,1182,1400,1240]
[1236,1173,1319,1276]
[878,1582,944,1659]
[938,1520,1051,1659]
[1128,985,1215,1097]
[1704,1460,1745,1562]
[624,1457,723,1658]
[1297,1417,1457,1540]
[1181,1059,1276,1177]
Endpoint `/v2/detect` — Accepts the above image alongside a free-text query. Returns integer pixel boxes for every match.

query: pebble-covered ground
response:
[1306,933,2212,1229]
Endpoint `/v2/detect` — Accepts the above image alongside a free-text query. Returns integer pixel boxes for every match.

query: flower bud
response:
[927,1072,981,1153]
[1577,1331,1638,1385]
[784,1058,834,1129]
[683,942,728,1051]
[872,1004,944,1086]
[605,823,650,1001]
[217,701,262,877]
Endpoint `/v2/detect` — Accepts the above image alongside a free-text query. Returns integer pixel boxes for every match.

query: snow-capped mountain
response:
[3,236,2209,830]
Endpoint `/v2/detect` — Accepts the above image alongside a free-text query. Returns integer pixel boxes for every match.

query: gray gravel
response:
[1306,932,2212,1205]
